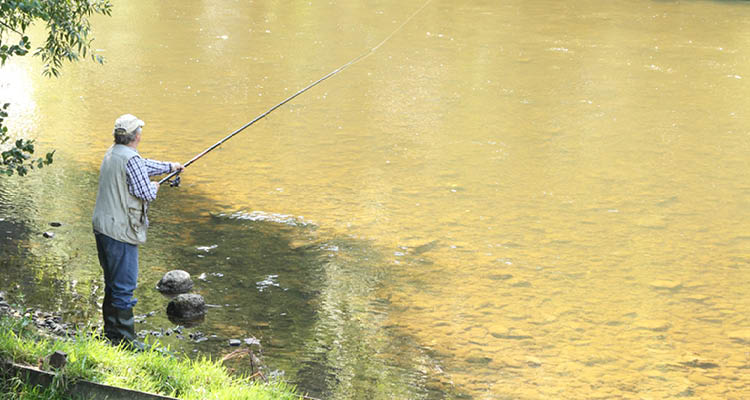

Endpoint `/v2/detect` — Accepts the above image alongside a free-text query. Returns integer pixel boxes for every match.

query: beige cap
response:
[114,114,145,134]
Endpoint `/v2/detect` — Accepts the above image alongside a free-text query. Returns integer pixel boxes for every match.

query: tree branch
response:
[0,20,24,36]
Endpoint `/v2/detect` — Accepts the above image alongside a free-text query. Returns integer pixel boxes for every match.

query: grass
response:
[0,312,301,400]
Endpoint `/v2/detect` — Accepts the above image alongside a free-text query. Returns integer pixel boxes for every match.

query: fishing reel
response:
[166,175,181,187]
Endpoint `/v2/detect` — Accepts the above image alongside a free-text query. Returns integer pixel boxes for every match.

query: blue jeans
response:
[94,232,139,309]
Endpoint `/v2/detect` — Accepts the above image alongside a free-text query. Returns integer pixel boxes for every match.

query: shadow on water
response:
[0,166,467,400]
[0,178,94,315]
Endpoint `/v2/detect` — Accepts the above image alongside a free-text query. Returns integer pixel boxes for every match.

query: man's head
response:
[113,114,145,146]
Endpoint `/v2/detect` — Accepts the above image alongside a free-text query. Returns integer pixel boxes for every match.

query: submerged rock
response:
[167,293,206,321]
[727,329,750,344]
[42,232,55,238]
[157,270,194,294]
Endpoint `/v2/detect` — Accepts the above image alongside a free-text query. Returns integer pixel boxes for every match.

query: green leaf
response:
[0,0,112,177]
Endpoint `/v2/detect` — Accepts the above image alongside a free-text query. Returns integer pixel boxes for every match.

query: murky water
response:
[2,0,750,398]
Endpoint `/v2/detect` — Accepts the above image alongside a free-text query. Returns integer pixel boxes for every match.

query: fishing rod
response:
[159,0,432,187]
[158,54,363,187]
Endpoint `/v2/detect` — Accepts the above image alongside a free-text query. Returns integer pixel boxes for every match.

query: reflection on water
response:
[2,0,750,398]
[1,169,460,399]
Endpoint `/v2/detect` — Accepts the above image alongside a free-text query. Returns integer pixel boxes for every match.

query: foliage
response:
[0,103,54,176]
[0,0,113,76]
[0,0,113,176]
[0,313,301,400]
[0,375,69,400]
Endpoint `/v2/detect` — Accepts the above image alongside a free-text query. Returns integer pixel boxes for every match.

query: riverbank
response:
[0,296,301,400]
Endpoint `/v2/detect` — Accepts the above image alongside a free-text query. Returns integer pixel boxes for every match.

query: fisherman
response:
[92,114,183,349]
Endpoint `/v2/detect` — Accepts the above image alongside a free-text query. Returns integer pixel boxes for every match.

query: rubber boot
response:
[112,307,146,351]
[103,299,165,353]
[102,293,123,344]
[102,296,144,351]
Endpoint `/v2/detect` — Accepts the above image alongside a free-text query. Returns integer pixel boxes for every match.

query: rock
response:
[156,270,194,294]
[244,337,260,346]
[189,331,207,342]
[48,351,67,369]
[49,222,62,227]
[167,293,206,321]
[229,339,241,346]
[42,232,54,238]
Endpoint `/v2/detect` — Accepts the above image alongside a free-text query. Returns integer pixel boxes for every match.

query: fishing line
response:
[159,0,433,187]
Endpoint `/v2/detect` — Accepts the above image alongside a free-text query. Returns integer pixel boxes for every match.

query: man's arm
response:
[125,156,158,201]
[143,159,172,177]
[144,158,184,177]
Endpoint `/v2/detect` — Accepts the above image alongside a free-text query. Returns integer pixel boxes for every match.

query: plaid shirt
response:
[125,156,172,202]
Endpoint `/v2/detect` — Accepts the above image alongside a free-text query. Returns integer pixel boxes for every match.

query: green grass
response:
[0,313,300,400]
[0,374,69,400]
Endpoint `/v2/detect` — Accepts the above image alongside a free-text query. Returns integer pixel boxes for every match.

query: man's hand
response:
[171,162,185,172]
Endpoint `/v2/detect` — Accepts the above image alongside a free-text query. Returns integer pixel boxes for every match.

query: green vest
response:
[92,144,148,245]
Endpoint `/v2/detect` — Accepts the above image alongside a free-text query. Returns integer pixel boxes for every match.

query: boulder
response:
[166,293,206,321]
[156,270,194,294]
[48,351,67,369]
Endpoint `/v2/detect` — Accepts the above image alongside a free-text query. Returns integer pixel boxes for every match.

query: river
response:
[1,0,749,398]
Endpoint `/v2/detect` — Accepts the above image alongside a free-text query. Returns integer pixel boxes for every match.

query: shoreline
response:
[0,291,302,400]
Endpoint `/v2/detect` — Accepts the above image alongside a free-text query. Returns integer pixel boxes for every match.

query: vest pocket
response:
[128,205,144,231]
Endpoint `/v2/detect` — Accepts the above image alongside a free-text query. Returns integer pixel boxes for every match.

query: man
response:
[92,114,183,348]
